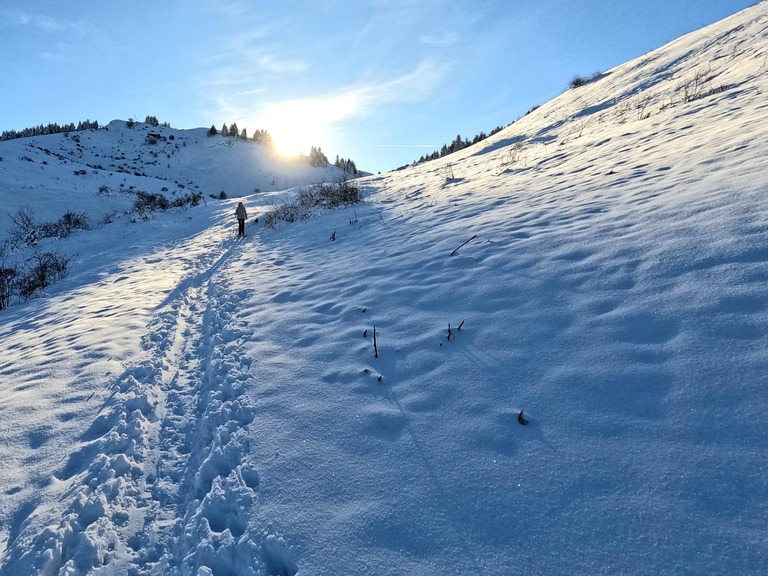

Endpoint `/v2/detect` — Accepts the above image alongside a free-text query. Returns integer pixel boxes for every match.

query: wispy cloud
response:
[361,58,450,105]
[4,9,124,65]
[419,31,460,46]
[8,10,84,33]
[248,57,448,124]
[201,54,449,156]
[39,43,77,63]
[195,24,308,95]
[257,54,307,74]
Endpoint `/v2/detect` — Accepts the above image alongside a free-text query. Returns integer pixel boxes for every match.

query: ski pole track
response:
[3,236,296,575]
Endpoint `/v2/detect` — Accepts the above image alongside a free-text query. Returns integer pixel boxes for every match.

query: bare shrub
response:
[262,202,303,229]
[569,71,602,90]
[133,191,170,218]
[16,250,71,300]
[499,141,525,171]
[263,177,362,229]
[170,192,203,208]
[0,263,17,310]
[40,211,89,238]
[678,66,717,103]
[10,206,38,245]
[298,178,361,208]
[635,94,654,120]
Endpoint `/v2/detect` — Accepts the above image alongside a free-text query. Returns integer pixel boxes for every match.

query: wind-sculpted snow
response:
[2,3,768,575]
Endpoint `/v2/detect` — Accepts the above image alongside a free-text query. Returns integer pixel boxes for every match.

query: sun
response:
[264,101,324,157]
[262,94,359,157]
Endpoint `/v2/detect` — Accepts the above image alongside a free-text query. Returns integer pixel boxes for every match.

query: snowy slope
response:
[0,120,345,235]
[2,3,768,575]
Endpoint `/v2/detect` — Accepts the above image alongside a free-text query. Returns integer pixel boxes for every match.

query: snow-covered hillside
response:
[0,120,345,233]
[2,3,768,575]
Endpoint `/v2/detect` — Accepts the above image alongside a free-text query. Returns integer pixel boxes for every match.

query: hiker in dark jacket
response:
[235,201,247,236]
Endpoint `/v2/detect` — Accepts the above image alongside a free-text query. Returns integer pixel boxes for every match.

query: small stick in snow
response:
[447,320,464,341]
[450,234,478,256]
[373,325,379,358]
[518,410,529,425]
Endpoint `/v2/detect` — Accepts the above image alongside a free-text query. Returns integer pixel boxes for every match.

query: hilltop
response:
[1,2,767,575]
[0,119,346,235]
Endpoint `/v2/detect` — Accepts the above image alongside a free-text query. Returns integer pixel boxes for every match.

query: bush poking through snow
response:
[0,264,17,310]
[15,250,71,301]
[132,191,203,219]
[9,206,38,245]
[569,71,602,89]
[133,191,170,215]
[40,211,89,239]
[10,207,89,245]
[297,178,361,208]
[262,178,362,229]
[498,141,525,172]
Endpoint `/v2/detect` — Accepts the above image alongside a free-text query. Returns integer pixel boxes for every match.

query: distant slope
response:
[0,120,345,239]
[393,0,767,189]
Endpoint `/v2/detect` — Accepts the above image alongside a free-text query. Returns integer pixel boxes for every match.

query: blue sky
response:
[0,0,758,173]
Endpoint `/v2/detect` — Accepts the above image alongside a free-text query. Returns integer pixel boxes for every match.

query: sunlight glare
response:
[264,94,358,157]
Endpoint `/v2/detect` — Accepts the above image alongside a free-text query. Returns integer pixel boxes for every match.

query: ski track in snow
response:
[0,231,296,575]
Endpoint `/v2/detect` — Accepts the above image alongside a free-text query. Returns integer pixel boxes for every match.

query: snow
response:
[2,3,768,574]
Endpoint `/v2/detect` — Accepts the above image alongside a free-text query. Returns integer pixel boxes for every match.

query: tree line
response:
[2,116,360,174]
[397,124,508,170]
[209,123,358,174]
[207,122,274,146]
[1,119,101,142]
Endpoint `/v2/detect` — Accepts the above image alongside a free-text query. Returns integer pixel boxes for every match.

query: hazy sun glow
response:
[263,94,359,157]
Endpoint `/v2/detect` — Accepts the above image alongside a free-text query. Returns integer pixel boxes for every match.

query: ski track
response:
[1,233,296,576]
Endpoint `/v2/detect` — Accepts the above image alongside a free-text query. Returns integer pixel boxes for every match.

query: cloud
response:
[419,31,460,46]
[8,10,84,33]
[267,57,448,122]
[258,54,307,74]
[358,58,451,107]
[195,24,308,95]
[39,44,77,63]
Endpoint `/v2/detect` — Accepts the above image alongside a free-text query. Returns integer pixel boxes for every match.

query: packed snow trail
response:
[0,215,295,575]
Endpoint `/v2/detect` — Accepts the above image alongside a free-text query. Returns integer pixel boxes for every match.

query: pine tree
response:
[308,146,329,167]
[208,125,218,136]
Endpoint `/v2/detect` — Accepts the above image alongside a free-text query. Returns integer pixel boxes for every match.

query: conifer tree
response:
[308,146,329,167]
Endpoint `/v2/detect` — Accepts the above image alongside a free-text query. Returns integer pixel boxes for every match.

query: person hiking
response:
[235,201,247,237]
